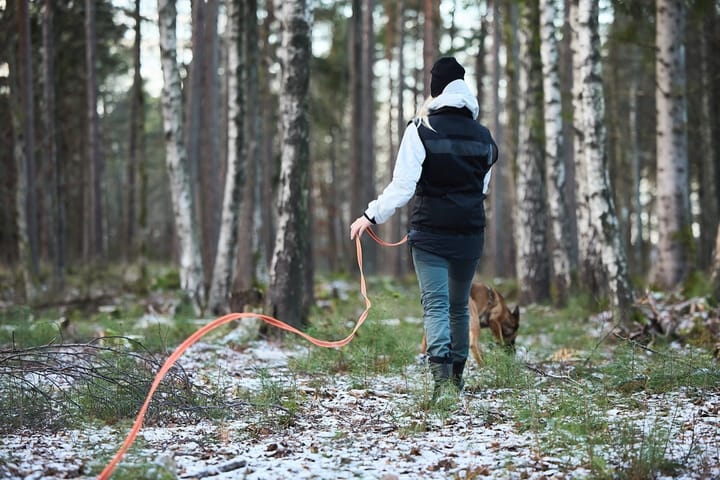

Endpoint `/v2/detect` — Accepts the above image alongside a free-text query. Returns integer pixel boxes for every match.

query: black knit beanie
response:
[430,57,465,97]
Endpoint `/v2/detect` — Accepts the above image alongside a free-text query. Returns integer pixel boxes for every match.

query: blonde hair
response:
[416,95,435,130]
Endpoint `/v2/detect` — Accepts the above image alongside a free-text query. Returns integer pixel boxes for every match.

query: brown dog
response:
[421,282,520,365]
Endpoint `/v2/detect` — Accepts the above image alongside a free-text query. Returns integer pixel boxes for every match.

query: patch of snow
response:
[1,339,718,480]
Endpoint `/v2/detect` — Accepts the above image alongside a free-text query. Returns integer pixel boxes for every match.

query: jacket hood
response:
[427,79,480,120]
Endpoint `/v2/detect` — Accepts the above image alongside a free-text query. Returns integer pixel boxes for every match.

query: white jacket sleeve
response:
[364,123,425,225]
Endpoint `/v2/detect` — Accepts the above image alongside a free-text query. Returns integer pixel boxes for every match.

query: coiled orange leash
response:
[97,229,407,479]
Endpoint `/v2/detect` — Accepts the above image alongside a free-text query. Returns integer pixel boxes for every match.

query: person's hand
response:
[350,215,373,240]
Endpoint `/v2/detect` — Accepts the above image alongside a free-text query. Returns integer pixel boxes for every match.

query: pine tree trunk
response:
[185,0,204,233]
[514,0,550,304]
[15,0,39,282]
[208,0,246,314]
[158,0,205,312]
[361,0,377,273]
[85,0,104,257]
[571,0,634,318]
[500,3,520,280]
[654,0,690,288]
[628,71,644,275]
[489,0,512,279]
[200,0,221,281]
[539,0,571,303]
[423,0,435,97]
[560,0,578,271]
[9,1,35,299]
[237,0,262,297]
[127,0,144,262]
[392,0,408,276]
[267,0,312,328]
[42,0,64,289]
[697,17,718,270]
[349,0,363,272]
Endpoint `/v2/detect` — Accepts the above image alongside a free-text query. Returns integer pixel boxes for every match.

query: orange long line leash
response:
[97,229,407,479]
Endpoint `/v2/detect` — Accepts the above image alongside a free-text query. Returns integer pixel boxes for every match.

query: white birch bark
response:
[654,0,690,288]
[267,0,312,328]
[572,0,634,317]
[207,0,245,314]
[539,0,571,303]
[570,0,591,276]
[712,224,720,296]
[158,0,205,311]
[514,0,550,304]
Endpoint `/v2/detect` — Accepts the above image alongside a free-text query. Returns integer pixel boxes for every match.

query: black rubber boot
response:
[428,359,454,403]
[452,360,466,392]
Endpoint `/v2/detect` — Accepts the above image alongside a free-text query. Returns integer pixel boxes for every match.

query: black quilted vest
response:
[411,106,498,234]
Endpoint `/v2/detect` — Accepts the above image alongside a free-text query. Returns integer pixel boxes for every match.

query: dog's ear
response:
[512,305,520,318]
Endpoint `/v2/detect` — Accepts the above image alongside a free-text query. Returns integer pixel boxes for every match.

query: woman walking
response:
[350,57,499,399]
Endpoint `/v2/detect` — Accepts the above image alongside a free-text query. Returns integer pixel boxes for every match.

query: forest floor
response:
[2,333,720,479]
[1,280,719,479]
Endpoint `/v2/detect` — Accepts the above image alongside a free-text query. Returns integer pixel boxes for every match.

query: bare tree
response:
[696,15,717,271]
[42,0,64,289]
[514,0,550,304]
[654,0,690,288]
[423,0,436,97]
[712,224,720,298]
[127,0,145,262]
[9,0,35,299]
[236,0,259,296]
[540,0,571,303]
[349,0,377,272]
[85,0,105,258]
[267,0,312,328]
[571,0,634,318]
[199,0,221,282]
[208,0,246,314]
[158,0,205,311]
[489,0,513,279]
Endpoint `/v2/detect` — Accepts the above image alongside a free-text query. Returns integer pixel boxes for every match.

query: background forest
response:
[1,0,719,328]
[1,1,720,478]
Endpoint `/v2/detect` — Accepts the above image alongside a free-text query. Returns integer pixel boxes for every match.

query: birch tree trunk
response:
[208,0,246,314]
[571,0,634,318]
[539,0,571,304]
[42,0,64,288]
[267,0,312,328]
[514,0,550,304]
[85,0,104,257]
[654,0,690,288]
[158,0,205,311]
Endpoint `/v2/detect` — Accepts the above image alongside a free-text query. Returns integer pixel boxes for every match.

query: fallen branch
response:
[523,362,585,389]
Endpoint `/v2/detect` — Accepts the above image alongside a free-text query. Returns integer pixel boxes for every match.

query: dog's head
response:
[496,305,520,350]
